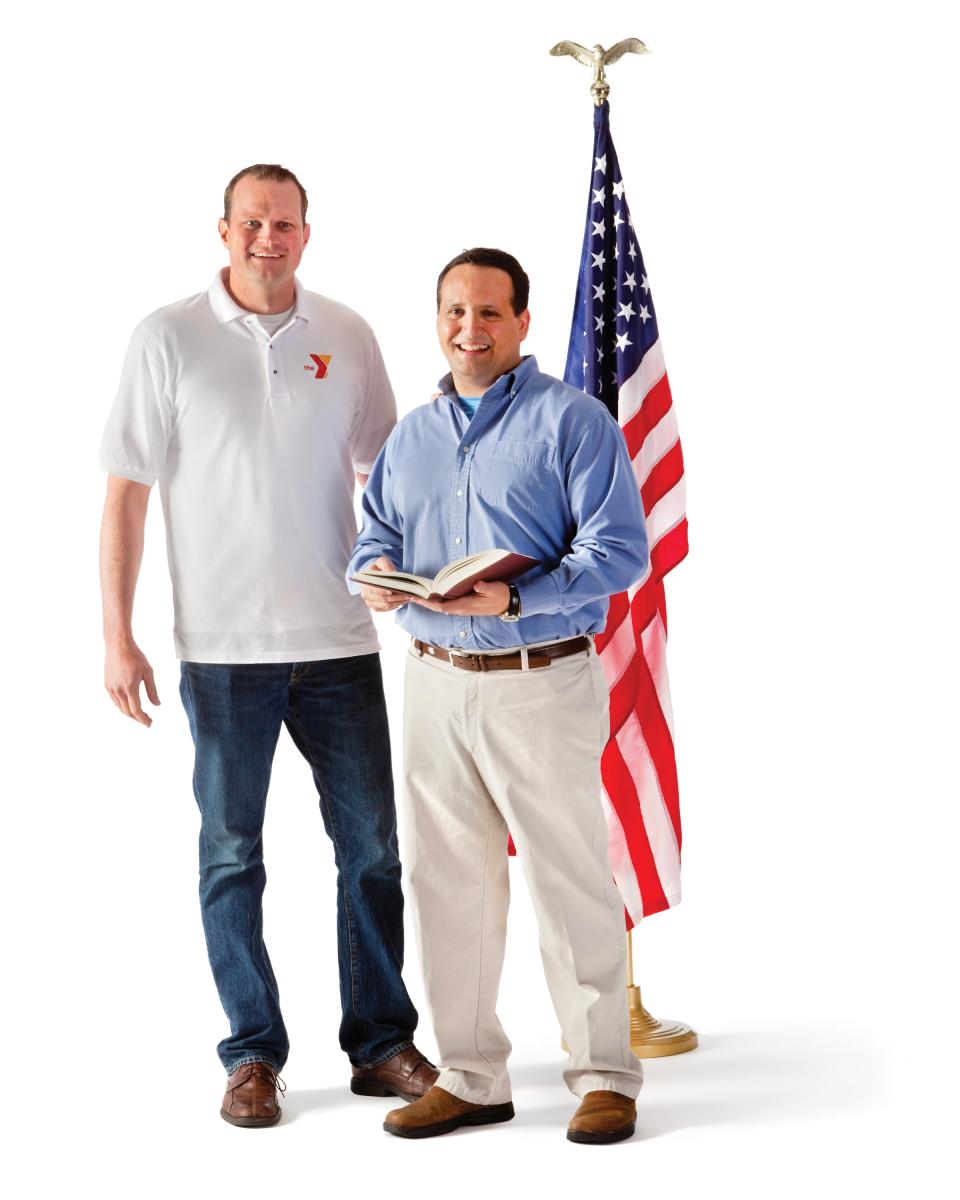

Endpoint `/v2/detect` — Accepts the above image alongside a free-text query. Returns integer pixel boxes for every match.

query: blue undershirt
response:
[457,393,481,418]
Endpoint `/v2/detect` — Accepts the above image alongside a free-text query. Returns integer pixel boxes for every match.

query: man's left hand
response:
[411,580,510,617]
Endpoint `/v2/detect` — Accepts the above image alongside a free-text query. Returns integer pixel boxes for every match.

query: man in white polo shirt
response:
[99,164,436,1126]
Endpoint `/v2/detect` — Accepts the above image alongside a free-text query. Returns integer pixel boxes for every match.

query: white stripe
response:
[600,782,644,922]
[641,613,675,740]
[616,712,681,902]
[632,410,679,489]
[618,340,666,426]
[645,475,687,551]
[597,611,639,691]
[627,562,653,601]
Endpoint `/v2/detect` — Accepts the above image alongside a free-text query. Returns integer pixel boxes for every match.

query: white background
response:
[2,1,957,1196]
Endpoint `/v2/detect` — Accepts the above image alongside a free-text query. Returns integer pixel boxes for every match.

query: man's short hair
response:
[223,164,308,224]
[436,248,530,315]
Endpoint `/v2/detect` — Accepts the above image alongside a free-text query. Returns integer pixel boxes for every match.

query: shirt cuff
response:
[515,573,561,617]
[100,460,158,487]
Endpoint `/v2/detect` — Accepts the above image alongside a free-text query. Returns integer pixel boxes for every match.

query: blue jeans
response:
[179,654,418,1074]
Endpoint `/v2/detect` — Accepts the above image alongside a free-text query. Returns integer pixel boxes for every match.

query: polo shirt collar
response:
[207,268,309,325]
[437,354,539,402]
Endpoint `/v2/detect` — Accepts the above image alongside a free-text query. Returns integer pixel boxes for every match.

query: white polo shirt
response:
[100,270,396,663]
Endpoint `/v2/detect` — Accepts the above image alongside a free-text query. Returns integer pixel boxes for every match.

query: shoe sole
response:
[220,1107,282,1128]
[351,1079,423,1103]
[566,1121,635,1144]
[383,1101,515,1139]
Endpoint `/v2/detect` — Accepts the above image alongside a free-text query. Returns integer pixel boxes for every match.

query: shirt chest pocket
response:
[478,440,558,510]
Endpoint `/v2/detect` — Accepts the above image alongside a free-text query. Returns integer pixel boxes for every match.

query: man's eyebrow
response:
[235,211,300,222]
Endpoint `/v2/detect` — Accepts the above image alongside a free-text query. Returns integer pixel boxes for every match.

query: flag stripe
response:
[646,476,688,551]
[631,405,680,490]
[617,339,666,426]
[641,440,685,516]
[650,518,689,581]
[616,710,682,902]
[601,738,669,919]
[641,611,675,741]
[622,373,674,463]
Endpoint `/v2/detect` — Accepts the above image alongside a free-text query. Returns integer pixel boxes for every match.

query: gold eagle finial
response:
[549,38,649,105]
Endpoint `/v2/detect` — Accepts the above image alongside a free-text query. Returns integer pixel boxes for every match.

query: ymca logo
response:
[304,354,332,379]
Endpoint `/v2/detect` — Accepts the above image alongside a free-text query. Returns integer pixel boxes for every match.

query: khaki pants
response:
[403,641,643,1105]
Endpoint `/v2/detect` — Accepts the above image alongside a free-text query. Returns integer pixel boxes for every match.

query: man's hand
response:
[105,639,160,727]
[359,556,409,612]
[412,580,510,617]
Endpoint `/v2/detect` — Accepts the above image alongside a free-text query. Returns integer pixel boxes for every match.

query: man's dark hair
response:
[436,247,530,315]
[223,164,308,224]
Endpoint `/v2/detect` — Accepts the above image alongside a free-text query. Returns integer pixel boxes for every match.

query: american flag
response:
[564,100,688,925]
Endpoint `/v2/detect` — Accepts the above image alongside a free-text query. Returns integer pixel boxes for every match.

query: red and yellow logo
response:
[304,354,332,379]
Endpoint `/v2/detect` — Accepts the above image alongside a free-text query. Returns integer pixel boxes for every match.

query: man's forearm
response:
[100,476,151,643]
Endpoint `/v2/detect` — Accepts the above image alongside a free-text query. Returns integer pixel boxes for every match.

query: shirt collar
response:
[437,354,539,403]
[207,267,309,325]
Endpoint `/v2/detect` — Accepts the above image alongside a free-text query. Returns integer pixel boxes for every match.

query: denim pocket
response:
[480,440,557,508]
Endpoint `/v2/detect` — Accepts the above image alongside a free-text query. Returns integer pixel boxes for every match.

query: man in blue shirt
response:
[349,248,647,1144]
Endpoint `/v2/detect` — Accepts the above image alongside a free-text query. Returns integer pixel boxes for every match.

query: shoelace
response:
[240,1063,287,1095]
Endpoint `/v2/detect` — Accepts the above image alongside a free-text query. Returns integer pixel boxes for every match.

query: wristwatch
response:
[499,584,521,622]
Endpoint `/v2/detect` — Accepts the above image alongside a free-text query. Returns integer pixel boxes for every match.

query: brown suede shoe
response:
[383,1085,515,1139]
[220,1061,284,1128]
[351,1045,439,1102]
[566,1090,636,1144]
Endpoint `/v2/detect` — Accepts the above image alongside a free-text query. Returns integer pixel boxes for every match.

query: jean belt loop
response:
[520,646,529,672]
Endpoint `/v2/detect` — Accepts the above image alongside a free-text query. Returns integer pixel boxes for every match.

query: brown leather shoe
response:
[383,1085,514,1139]
[220,1061,284,1128]
[350,1045,439,1102]
[567,1090,636,1144]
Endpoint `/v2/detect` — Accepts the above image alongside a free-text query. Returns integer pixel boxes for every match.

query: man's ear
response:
[217,218,229,247]
[519,309,531,342]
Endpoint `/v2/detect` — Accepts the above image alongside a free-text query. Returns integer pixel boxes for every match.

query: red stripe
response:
[640,441,684,516]
[601,739,669,916]
[595,590,630,654]
[622,372,673,461]
[650,518,688,583]
[631,653,682,851]
[628,574,659,635]
[608,649,644,739]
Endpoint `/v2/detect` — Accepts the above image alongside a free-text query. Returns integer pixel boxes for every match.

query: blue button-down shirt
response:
[347,356,648,649]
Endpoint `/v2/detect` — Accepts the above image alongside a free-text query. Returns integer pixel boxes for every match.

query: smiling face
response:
[217,175,309,309]
[436,264,530,397]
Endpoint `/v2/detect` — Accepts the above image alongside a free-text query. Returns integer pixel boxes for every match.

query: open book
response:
[352,548,538,601]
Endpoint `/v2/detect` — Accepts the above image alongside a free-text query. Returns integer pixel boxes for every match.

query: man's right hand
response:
[359,556,409,613]
[104,639,161,727]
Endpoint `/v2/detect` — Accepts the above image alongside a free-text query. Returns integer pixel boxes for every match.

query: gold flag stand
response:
[625,929,697,1057]
[552,37,698,1061]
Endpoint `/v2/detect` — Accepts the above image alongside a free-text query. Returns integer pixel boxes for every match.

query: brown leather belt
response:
[412,636,591,672]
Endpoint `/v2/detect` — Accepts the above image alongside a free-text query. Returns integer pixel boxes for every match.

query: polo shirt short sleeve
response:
[99,271,397,664]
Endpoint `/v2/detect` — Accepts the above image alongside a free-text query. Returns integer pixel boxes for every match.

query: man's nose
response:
[460,311,484,337]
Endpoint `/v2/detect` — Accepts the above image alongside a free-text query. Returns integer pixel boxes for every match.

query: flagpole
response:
[625,928,697,1057]
[552,37,698,1059]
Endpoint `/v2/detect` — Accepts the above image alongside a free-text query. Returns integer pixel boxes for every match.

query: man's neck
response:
[225,271,296,315]
[452,357,522,399]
